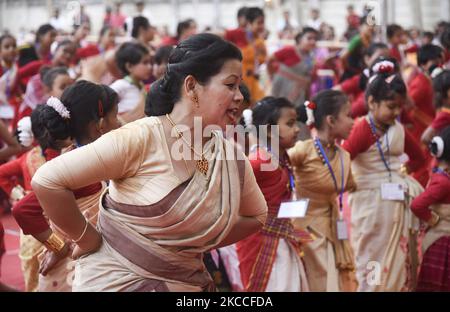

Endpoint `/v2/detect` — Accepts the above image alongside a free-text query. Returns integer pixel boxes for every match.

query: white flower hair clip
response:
[46,97,70,120]
[372,60,395,74]
[431,136,444,158]
[304,101,316,128]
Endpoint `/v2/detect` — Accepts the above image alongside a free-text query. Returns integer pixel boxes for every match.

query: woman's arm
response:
[214,216,262,248]
[31,126,145,256]
[216,158,267,249]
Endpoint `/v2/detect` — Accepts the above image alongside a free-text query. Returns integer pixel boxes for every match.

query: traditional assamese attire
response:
[342,116,424,292]
[411,170,450,291]
[225,28,266,103]
[32,117,267,292]
[237,147,309,292]
[13,145,104,292]
[288,140,356,292]
[0,146,58,292]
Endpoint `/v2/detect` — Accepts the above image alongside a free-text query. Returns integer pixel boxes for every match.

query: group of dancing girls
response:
[224,58,450,292]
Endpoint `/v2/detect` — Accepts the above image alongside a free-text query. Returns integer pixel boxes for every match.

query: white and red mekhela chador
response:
[342,116,425,292]
[237,148,309,292]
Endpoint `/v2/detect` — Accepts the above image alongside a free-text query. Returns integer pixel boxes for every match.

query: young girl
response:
[225,7,266,103]
[18,24,57,67]
[0,71,72,291]
[236,96,308,291]
[0,34,21,122]
[270,27,318,107]
[110,42,151,123]
[12,80,120,292]
[343,72,425,291]
[289,90,356,292]
[421,70,450,145]
[412,126,450,291]
[17,65,74,129]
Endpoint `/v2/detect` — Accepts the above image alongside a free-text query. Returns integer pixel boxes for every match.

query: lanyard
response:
[250,144,296,194]
[368,116,392,182]
[315,138,345,217]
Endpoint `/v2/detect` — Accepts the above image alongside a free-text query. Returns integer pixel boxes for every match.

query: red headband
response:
[98,100,104,118]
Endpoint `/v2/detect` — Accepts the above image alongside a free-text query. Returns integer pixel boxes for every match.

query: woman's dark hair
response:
[298,90,348,130]
[359,56,399,90]
[417,44,444,66]
[0,34,15,48]
[131,16,150,39]
[366,42,388,57]
[115,42,149,75]
[294,27,318,44]
[433,70,450,109]
[252,96,295,136]
[39,66,69,89]
[365,72,406,104]
[54,39,76,53]
[146,33,242,116]
[31,80,118,150]
[35,24,56,44]
[440,24,450,50]
[176,19,195,39]
[430,126,450,162]
[387,24,403,39]
[245,7,264,24]
[237,7,248,19]
[154,45,174,65]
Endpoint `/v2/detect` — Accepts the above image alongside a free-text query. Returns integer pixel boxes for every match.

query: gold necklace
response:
[165,114,209,176]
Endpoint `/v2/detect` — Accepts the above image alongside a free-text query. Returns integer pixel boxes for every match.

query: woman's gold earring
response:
[193,94,200,108]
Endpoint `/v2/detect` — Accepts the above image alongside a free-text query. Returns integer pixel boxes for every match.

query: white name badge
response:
[381,183,405,201]
[278,199,309,219]
[337,220,349,240]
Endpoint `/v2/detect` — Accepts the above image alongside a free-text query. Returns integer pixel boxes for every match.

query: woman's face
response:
[299,31,317,52]
[40,30,57,49]
[75,24,91,42]
[0,37,17,64]
[128,53,152,81]
[277,107,300,150]
[369,94,403,127]
[49,74,74,98]
[53,43,76,66]
[250,16,265,36]
[101,29,116,49]
[332,101,354,140]
[196,59,243,130]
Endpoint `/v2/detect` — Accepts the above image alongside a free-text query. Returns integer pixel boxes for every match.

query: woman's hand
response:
[39,242,71,276]
[71,224,103,260]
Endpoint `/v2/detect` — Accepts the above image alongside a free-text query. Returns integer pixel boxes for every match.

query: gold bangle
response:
[44,232,66,253]
[73,220,89,243]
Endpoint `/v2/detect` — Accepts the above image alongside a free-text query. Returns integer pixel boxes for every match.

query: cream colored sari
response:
[32,117,266,292]
[348,120,423,292]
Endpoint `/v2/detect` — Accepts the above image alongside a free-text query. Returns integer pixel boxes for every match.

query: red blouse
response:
[0,148,60,196]
[274,46,302,67]
[342,117,426,173]
[12,182,103,235]
[411,172,450,222]
[431,109,450,132]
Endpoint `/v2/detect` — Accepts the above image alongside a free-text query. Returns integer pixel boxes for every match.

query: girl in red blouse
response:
[412,126,450,291]
[236,96,306,291]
